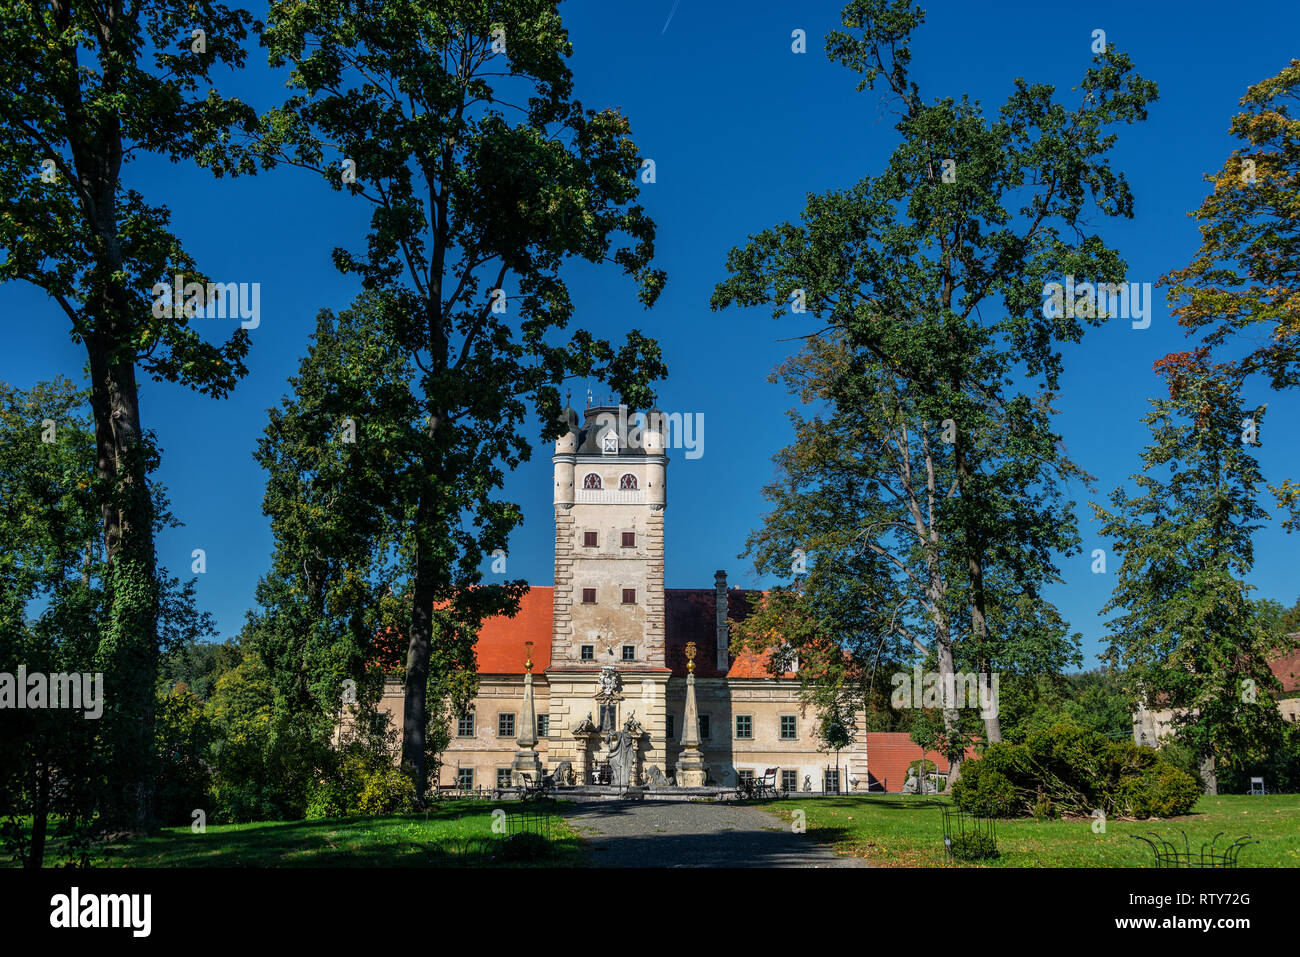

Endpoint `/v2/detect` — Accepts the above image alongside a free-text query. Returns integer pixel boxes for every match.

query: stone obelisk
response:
[511,641,544,785]
[675,641,708,787]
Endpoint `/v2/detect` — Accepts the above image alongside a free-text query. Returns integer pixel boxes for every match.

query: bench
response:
[515,772,555,800]
[735,768,780,799]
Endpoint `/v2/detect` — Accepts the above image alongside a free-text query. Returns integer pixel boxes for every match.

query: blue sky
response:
[4,1,1298,667]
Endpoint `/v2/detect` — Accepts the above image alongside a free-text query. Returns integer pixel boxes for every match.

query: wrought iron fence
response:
[1130,831,1257,868]
[940,806,999,863]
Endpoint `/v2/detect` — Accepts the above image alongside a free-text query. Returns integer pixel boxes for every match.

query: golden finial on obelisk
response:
[685,640,696,675]
[524,641,534,673]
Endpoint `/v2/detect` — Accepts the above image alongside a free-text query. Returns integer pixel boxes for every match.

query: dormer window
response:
[601,432,618,455]
[583,473,602,490]
[619,473,638,490]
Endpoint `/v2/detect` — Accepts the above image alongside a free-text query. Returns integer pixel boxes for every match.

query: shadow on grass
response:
[87,805,581,868]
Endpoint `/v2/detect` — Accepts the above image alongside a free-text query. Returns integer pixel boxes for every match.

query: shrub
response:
[1117,763,1201,818]
[951,758,1019,817]
[305,751,416,819]
[154,686,213,826]
[948,830,998,862]
[356,765,417,815]
[956,723,1201,819]
[499,832,551,862]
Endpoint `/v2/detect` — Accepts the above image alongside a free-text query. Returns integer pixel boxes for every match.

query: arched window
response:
[619,473,638,491]
[583,473,602,490]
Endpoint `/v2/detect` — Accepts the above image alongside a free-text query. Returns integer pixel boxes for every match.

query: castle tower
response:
[547,404,669,778]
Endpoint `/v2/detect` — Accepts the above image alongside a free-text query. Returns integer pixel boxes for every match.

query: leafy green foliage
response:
[0,0,260,828]
[1160,62,1300,533]
[1093,357,1292,788]
[0,379,214,858]
[952,724,1201,819]
[154,685,214,827]
[996,670,1134,744]
[255,1,668,798]
[715,0,1152,767]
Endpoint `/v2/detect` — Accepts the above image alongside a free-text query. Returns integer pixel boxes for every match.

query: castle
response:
[374,402,958,793]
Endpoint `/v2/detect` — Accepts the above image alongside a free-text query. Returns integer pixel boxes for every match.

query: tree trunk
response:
[401,494,436,804]
[936,633,963,785]
[86,324,160,831]
[1200,754,1218,796]
[953,415,1001,747]
[27,760,50,869]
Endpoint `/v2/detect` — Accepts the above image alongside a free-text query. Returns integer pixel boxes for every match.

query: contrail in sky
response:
[662,0,682,34]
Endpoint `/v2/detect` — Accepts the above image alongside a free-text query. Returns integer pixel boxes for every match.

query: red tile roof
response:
[473,587,553,674]
[863,732,978,793]
[465,585,794,678]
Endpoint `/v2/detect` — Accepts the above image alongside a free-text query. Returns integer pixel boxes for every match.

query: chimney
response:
[715,569,729,672]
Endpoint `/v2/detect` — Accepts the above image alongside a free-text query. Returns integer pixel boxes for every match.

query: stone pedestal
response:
[675,671,709,787]
[676,755,708,788]
[511,671,544,785]
[571,713,601,785]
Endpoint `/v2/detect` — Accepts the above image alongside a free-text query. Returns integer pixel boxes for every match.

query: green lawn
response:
[11,801,583,868]
[758,793,1300,866]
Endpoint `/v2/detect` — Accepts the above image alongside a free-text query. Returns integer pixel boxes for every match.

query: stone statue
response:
[902,767,919,794]
[598,666,621,697]
[645,765,669,789]
[802,775,812,792]
[546,760,573,788]
[623,711,644,736]
[605,727,635,787]
[902,766,936,795]
[572,713,597,736]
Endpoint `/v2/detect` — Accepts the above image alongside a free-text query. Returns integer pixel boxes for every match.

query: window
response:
[699,714,711,739]
[599,704,617,732]
[735,715,753,739]
[497,769,512,788]
[737,769,755,784]
[580,645,594,661]
[583,531,598,547]
[498,713,515,737]
[582,588,596,604]
[622,588,636,604]
[621,531,635,547]
[824,769,840,794]
[537,715,550,738]
[619,473,638,490]
[601,432,618,454]
[621,645,636,661]
[456,714,474,737]
[780,715,797,740]
[583,472,602,490]
[781,770,798,793]
[666,714,675,739]
[456,768,474,789]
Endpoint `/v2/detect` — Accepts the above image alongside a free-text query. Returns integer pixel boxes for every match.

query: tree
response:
[1160,61,1300,529]
[1092,354,1290,793]
[0,378,103,866]
[711,0,1155,769]
[0,378,212,862]
[248,295,448,809]
[0,0,258,827]
[257,1,667,801]
[734,333,1081,778]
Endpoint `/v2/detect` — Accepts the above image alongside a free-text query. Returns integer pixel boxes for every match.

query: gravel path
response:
[561,800,868,867]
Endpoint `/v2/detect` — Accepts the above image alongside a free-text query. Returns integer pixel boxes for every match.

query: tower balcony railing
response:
[575,489,647,505]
